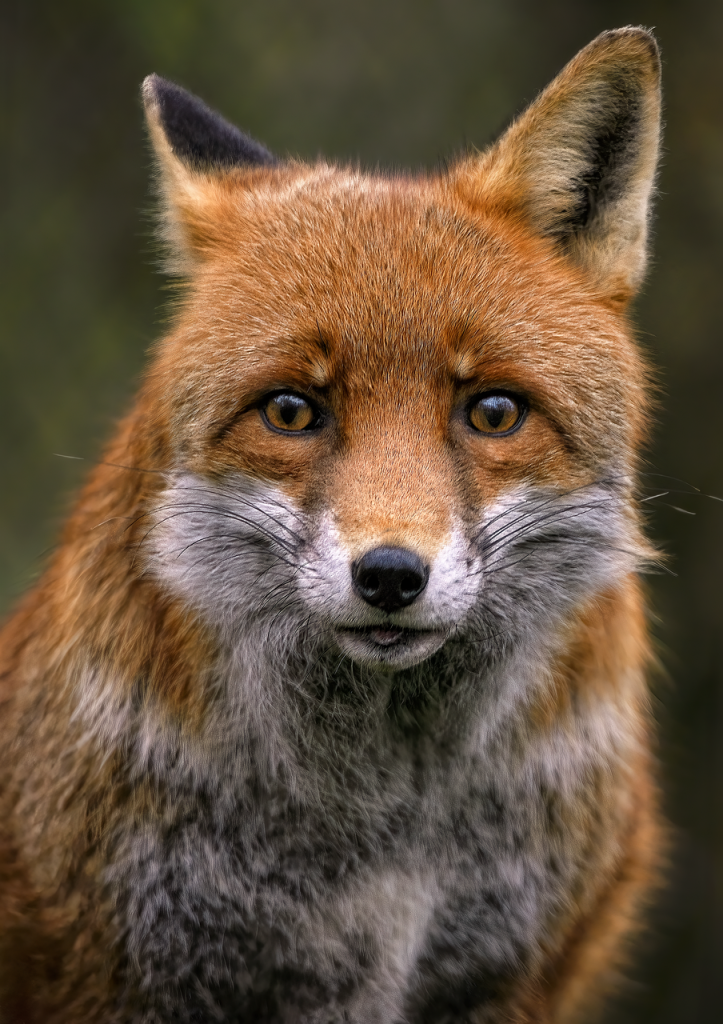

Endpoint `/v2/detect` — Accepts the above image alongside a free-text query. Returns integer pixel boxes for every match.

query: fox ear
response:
[456,27,661,305]
[143,75,277,171]
[142,75,278,271]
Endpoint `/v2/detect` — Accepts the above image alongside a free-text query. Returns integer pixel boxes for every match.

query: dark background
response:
[2,1,721,1019]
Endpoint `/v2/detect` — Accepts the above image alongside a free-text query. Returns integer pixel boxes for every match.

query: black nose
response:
[351,546,429,613]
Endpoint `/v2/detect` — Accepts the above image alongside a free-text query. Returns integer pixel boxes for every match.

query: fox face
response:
[145,148,649,681]
[0,28,664,1024]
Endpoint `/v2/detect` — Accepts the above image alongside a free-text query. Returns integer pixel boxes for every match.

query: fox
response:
[0,25,663,1024]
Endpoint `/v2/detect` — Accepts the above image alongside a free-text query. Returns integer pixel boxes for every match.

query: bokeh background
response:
[2,1,722,1018]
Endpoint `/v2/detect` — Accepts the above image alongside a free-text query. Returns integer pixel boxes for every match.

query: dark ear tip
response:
[591,26,661,68]
[141,74,278,170]
[142,74,195,117]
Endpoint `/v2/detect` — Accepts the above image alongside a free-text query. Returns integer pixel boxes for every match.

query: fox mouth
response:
[339,625,429,647]
[333,625,447,667]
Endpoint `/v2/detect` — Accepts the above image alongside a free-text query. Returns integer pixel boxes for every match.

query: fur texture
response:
[0,27,662,1024]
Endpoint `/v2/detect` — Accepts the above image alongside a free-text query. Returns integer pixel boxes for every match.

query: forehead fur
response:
[146,165,647,468]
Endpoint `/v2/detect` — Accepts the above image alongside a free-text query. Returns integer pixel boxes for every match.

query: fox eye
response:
[262,393,319,433]
[468,393,524,435]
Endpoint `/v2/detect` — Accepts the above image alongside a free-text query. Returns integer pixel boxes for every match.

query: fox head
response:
[127,28,660,679]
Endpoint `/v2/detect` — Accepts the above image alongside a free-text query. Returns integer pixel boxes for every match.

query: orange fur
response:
[0,27,664,1023]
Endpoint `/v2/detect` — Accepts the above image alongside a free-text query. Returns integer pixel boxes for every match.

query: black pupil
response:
[482,396,510,428]
[278,395,306,425]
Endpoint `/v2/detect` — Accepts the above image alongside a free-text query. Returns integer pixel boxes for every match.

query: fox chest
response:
[110,757,577,1023]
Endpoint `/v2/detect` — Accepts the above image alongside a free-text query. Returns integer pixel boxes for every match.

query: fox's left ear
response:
[143,75,278,272]
[456,27,661,305]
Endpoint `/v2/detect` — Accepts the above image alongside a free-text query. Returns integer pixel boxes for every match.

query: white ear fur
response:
[456,27,662,303]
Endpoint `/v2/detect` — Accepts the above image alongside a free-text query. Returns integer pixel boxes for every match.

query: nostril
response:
[400,572,421,597]
[362,572,380,594]
[352,546,429,612]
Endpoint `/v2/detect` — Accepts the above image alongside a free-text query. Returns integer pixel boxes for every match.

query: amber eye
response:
[262,393,319,432]
[468,393,524,435]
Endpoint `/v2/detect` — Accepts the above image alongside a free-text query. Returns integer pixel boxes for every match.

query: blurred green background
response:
[2,1,722,1019]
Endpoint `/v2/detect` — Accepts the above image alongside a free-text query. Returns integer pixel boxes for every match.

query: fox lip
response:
[340,625,430,646]
[333,624,448,667]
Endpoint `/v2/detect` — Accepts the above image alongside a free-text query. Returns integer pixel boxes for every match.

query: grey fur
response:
[70,470,646,1021]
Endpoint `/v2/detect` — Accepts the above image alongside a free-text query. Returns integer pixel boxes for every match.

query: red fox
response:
[0,26,662,1024]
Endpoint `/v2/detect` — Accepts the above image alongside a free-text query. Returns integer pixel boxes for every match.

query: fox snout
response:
[342,545,444,666]
[351,546,430,613]
[296,510,482,668]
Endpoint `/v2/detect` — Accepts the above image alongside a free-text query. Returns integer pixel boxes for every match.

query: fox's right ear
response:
[142,75,278,273]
